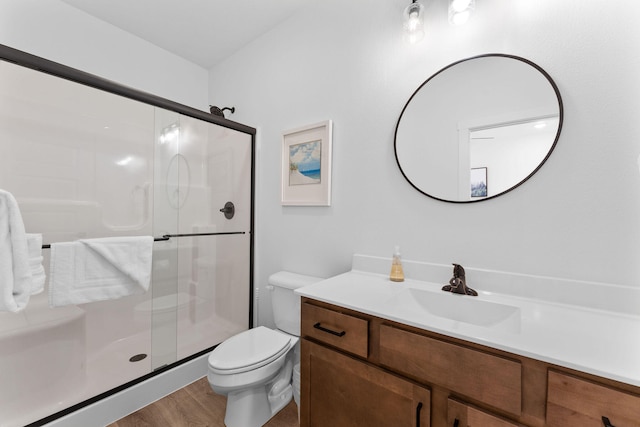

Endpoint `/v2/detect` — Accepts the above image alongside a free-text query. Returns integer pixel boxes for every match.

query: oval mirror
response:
[394,54,563,203]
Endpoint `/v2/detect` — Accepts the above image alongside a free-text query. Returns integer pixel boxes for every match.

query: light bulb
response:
[403,2,425,44]
[407,11,420,31]
[450,0,473,13]
[448,0,475,26]
[450,10,470,25]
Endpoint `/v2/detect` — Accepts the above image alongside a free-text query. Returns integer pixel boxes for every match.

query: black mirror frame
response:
[394,53,564,203]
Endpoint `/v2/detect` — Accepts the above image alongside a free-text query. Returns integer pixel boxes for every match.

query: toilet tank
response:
[268,271,323,336]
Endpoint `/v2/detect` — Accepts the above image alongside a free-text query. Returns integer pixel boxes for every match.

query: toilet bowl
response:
[208,326,298,426]
[207,271,322,427]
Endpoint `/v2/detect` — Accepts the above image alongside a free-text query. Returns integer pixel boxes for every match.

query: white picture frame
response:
[281,120,333,206]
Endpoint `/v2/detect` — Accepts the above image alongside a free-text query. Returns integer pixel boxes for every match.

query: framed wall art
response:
[281,120,333,206]
[470,167,488,198]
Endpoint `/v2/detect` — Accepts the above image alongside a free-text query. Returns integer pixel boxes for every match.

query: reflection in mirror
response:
[394,54,563,203]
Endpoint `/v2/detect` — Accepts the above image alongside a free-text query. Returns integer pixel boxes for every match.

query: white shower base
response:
[2,309,243,427]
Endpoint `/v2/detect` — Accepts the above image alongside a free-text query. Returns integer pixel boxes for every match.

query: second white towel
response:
[49,236,153,307]
[26,233,45,295]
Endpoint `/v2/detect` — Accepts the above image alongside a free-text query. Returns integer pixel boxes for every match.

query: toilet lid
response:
[208,326,291,374]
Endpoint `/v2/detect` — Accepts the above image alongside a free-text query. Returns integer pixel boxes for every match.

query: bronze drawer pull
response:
[602,416,616,427]
[416,402,423,427]
[313,322,346,337]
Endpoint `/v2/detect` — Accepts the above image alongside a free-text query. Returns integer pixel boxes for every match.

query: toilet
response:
[207,271,322,427]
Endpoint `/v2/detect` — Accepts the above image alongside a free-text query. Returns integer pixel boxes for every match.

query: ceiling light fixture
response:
[403,0,425,44]
[448,0,475,26]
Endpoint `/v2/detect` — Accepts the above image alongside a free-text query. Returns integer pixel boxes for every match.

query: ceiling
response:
[61,0,310,69]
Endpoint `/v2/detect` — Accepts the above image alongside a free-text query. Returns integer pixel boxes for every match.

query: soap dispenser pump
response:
[390,246,405,282]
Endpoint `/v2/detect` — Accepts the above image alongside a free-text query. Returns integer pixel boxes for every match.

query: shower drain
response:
[129,353,148,362]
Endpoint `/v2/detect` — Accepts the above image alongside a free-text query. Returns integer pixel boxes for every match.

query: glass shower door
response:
[175,115,252,359]
[0,47,254,426]
[0,59,156,426]
[152,111,252,368]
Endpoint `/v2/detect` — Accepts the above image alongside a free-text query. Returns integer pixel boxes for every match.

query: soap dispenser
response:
[390,246,405,282]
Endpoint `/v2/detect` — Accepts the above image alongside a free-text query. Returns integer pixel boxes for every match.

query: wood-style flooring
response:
[109,377,299,427]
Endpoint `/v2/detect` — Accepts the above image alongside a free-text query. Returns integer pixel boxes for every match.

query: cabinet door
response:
[301,339,430,427]
[547,370,640,427]
[447,398,522,427]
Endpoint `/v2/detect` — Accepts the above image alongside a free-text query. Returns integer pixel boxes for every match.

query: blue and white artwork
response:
[289,140,321,186]
[470,167,487,197]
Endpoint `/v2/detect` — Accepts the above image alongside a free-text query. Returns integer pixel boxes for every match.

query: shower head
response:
[209,105,235,118]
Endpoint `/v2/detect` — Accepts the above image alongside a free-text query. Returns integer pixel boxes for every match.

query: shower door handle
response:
[219,201,235,219]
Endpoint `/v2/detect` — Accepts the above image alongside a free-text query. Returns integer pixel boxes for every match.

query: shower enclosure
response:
[0,45,254,427]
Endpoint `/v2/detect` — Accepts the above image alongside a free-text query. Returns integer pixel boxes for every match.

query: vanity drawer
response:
[379,324,522,416]
[301,303,369,358]
[448,398,523,427]
[547,370,640,427]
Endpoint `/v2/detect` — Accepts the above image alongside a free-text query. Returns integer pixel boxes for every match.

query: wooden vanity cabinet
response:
[302,339,431,427]
[546,370,640,427]
[300,298,640,427]
[447,399,524,427]
[300,301,430,426]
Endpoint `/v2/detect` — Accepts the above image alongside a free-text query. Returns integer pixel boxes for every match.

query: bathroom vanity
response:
[297,256,640,427]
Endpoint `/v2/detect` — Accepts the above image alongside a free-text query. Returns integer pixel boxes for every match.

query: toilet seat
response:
[208,326,291,375]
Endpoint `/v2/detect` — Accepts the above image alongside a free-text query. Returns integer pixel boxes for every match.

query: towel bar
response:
[41,231,246,249]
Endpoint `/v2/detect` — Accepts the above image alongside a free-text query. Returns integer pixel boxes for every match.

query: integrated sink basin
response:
[384,288,521,332]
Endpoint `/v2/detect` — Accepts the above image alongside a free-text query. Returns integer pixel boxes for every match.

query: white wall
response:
[2,0,639,331]
[0,0,209,110]
[208,0,640,327]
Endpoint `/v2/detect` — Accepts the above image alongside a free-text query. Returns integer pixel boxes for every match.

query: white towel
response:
[0,189,32,312]
[26,233,45,295]
[49,236,153,307]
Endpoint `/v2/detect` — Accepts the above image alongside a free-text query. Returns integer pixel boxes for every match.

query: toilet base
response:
[208,330,299,427]
[224,385,292,427]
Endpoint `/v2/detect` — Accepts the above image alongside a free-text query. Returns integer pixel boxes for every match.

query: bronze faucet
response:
[442,263,478,296]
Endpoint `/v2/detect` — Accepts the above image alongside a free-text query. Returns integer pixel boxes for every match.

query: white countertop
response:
[296,267,640,387]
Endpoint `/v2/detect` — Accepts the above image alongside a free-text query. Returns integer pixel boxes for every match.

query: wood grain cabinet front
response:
[378,324,522,416]
[301,302,369,358]
[447,398,524,427]
[300,298,640,427]
[547,370,640,427]
[300,338,431,427]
